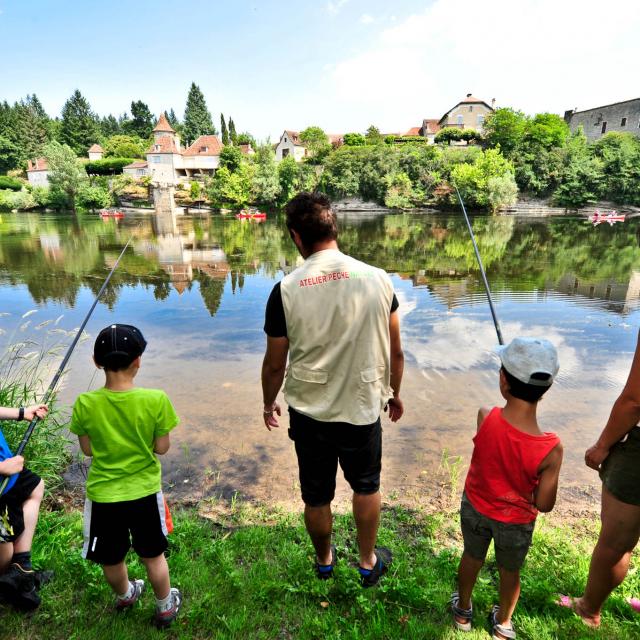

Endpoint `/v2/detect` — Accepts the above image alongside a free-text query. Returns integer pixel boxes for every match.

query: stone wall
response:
[565,99,640,141]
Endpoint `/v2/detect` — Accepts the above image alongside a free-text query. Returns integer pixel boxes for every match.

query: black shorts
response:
[0,469,42,543]
[288,407,382,507]
[82,492,169,565]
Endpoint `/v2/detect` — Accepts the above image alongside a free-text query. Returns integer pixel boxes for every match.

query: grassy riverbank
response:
[2,500,639,640]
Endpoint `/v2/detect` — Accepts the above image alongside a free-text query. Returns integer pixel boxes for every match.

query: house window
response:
[601,122,607,134]
[282,148,290,158]
[154,145,160,151]
[200,146,208,152]
[621,117,627,127]
[469,105,473,112]
[457,115,463,126]
[151,156,161,163]
[477,115,485,126]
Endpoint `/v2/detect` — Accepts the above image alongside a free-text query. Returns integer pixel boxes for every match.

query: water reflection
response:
[1,210,640,509]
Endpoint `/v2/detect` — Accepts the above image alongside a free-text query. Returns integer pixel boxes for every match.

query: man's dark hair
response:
[501,366,551,403]
[285,192,338,248]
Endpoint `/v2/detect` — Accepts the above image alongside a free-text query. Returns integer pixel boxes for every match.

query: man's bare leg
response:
[13,480,44,556]
[304,504,333,565]
[353,491,380,569]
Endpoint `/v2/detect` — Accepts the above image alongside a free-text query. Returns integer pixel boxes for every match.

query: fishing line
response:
[453,184,504,346]
[0,229,137,494]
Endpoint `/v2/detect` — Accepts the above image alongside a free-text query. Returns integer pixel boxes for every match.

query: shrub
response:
[31,186,51,207]
[343,133,366,146]
[384,172,414,209]
[0,176,24,191]
[487,173,518,213]
[435,127,465,144]
[0,189,36,211]
[84,158,136,175]
[77,183,112,210]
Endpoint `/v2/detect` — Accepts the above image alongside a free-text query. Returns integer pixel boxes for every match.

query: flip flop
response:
[627,597,640,613]
[556,595,600,628]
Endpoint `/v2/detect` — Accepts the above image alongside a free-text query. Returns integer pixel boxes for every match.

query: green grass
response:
[2,503,639,639]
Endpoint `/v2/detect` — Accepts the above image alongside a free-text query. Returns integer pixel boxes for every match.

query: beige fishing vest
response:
[281,249,394,425]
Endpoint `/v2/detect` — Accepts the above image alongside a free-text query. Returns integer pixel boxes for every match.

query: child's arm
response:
[78,435,92,457]
[0,455,24,476]
[476,406,491,432]
[534,442,564,512]
[0,404,48,421]
[154,434,170,455]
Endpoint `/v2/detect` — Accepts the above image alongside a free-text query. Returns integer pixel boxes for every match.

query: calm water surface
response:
[1,210,639,509]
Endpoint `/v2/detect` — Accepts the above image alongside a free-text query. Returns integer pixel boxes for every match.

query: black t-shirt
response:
[263,282,399,338]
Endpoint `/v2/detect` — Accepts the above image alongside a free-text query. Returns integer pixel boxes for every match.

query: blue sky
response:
[1,0,638,140]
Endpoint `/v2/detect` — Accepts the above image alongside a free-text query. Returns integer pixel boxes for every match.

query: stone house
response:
[26,158,49,187]
[124,113,223,184]
[88,144,104,161]
[438,93,495,132]
[564,98,640,141]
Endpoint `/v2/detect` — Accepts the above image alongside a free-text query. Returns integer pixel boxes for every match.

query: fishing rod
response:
[453,184,504,346]
[0,233,135,495]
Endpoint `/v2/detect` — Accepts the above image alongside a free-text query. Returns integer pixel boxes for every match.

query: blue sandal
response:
[315,544,337,580]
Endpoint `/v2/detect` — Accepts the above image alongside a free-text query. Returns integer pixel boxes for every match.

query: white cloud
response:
[328,0,640,132]
[327,0,349,15]
[360,13,374,24]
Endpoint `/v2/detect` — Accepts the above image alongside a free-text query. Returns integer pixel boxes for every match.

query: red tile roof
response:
[147,137,181,154]
[124,161,148,169]
[404,127,422,136]
[88,144,104,153]
[422,119,441,133]
[284,130,304,146]
[183,135,223,156]
[27,158,48,171]
[153,113,175,133]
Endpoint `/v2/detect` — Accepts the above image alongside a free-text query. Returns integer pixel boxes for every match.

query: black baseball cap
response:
[94,324,147,370]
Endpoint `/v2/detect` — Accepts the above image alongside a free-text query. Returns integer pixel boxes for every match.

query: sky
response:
[1,0,639,141]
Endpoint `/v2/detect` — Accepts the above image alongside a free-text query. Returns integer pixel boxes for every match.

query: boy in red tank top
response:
[451,337,563,640]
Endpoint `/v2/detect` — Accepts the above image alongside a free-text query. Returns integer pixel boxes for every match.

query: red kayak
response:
[100,209,124,218]
[236,211,267,220]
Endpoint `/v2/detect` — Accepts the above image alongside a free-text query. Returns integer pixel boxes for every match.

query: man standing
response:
[261,192,404,587]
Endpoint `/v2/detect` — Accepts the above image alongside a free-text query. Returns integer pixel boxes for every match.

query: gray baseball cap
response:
[497,337,559,387]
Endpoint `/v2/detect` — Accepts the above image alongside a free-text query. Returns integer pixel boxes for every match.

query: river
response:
[1,209,639,512]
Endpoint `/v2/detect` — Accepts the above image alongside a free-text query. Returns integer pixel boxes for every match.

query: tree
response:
[100,114,121,138]
[487,174,518,213]
[11,96,50,164]
[77,183,112,210]
[103,135,146,159]
[593,132,640,206]
[235,132,256,147]
[221,113,229,145]
[482,107,527,158]
[219,145,243,172]
[278,156,299,203]
[228,118,237,143]
[125,100,154,138]
[553,128,604,208]
[384,172,414,209]
[59,90,100,156]
[435,127,465,145]
[206,165,253,208]
[183,82,216,143]
[0,135,20,173]
[343,133,366,146]
[365,126,383,145]
[166,109,179,129]
[300,126,331,162]
[252,144,280,204]
[43,140,88,211]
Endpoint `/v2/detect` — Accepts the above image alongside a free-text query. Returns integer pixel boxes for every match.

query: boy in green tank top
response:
[70,324,181,628]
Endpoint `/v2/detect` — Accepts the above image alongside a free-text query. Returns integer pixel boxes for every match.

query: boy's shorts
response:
[600,426,640,506]
[0,469,42,543]
[82,492,169,565]
[288,408,382,507]
[460,492,535,571]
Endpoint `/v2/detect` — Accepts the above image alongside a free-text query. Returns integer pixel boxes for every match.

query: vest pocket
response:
[358,366,386,414]
[288,366,329,409]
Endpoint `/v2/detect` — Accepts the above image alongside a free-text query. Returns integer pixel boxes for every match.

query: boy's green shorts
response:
[460,493,535,571]
[600,426,640,506]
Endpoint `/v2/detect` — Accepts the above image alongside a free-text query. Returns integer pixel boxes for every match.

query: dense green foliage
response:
[43,141,88,210]
[85,157,136,175]
[0,175,24,191]
[183,82,216,144]
[59,90,100,156]
[221,113,229,145]
[2,504,639,639]
[103,135,146,159]
[125,100,154,139]
[300,126,332,162]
